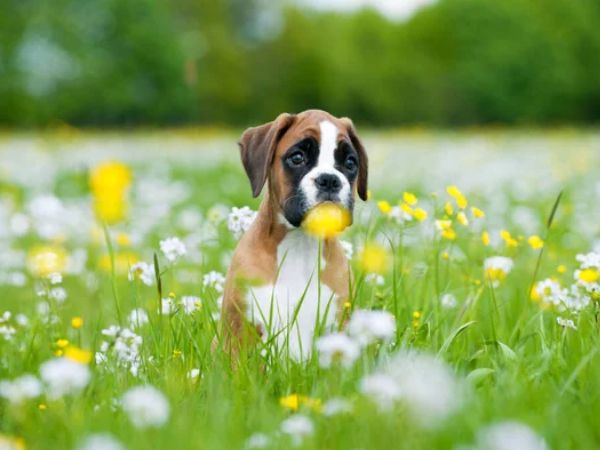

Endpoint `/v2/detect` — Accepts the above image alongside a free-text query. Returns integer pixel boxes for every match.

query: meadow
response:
[1,128,600,450]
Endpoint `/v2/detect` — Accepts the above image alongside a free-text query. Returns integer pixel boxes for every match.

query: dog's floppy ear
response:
[341,117,368,201]
[239,113,296,198]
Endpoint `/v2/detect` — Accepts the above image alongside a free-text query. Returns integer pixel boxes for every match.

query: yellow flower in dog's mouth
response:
[302,202,351,238]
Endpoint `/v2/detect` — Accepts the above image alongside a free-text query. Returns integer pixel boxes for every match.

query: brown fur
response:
[219,110,367,356]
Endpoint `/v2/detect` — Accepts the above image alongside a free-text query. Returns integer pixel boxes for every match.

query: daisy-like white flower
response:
[48,272,62,284]
[128,308,149,328]
[39,358,91,399]
[227,206,257,239]
[97,326,143,376]
[180,296,200,314]
[385,351,463,427]
[160,298,175,315]
[346,309,396,347]
[160,237,186,262]
[187,368,201,381]
[441,293,457,309]
[484,256,514,286]
[322,397,353,416]
[474,421,548,450]
[315,333,360,368]
[280,414,314,447]
[245,432,270,449]
[364,273,385,286]
[49,287,67,303]
[76,434,125,450]
[128,262,154,286]
[121,385,170,429]
[339,240,354,260]
[360,373,403,410]
[557,316,577,330]
[203,271,226,293]
[533,279,566,306]
[0,374,42,404]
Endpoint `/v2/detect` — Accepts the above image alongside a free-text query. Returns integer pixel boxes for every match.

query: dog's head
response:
[239,109,368,227]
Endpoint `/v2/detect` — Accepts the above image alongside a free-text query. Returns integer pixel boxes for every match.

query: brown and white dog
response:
[220,109,368,360]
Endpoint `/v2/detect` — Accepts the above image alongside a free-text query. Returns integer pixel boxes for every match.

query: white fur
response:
[246,230,337,360]
[299,120,352,209]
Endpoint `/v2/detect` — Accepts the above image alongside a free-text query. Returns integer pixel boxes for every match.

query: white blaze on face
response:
[299,120,352,208]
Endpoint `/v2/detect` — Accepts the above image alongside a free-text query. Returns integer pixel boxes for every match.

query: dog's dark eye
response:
[344,156,357,172]
[288,151,305,167]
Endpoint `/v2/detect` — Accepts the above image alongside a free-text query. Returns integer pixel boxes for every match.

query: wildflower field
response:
[2,129,600,450]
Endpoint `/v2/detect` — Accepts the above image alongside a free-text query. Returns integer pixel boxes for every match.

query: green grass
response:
[1,131,600,449]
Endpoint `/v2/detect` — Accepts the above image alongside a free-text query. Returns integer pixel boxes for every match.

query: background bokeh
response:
[2,0,600,127]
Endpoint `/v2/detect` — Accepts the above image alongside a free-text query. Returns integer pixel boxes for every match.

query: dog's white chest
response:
[246,231,337,360]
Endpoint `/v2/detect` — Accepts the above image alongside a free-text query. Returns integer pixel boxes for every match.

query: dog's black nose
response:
[315,173,342,192]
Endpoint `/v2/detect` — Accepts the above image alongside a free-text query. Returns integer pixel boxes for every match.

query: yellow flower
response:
[302,203,351,239]
[38,404,47,411]
[280,394,321,412]
[90,161,132,224]
[71,317,83,329]
[413,207,428,222]
[528,235,544,250]
[56,339,69,349]
[403,192,418,206]
[357,243,390,274]
[27,245,67,278]
[447,185,468,209]
[98,251,138,274]
[444,201,454,216]
[343,301,352,309]
[412,311,421,319]
[64,346,92,364]
[578,268,600,283]
[441,228,456,240]
[482,231,490,246]
[435,219,456,240]
[500,230,518,248]
[557,264,567,274]
[400,202,413,215]
[377,200,392,215]
[456,211,469,226]
[115,232,131,247]
[485,268,508,283]
[442,251,449,260]
[471,207,485,218]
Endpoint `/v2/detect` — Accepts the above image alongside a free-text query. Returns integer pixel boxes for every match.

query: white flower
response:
[0,325,16,341]
[121,386,170,429]
[49,287,67,303]
[390,206,412,224]
[386,351,462,427]
[48,272,62,284]
[557,316,577,330]
[0,374,42,404]
[346,309,396,347]
[280,414,314,446]
[245,433,270,449]
[339,240,354,260]
[99,326,143,376]
[160,298,175,315]
[180,296,201,314]
[203,271,226,293]
[441,293,457,309]
[76,434,126,450]
[187,368,201,381]
[474,421,548,450]
[322,397,353,416]
[160,237,186,262]
[40,358,91,399]
[360,373,402,410]
[15,314,29,327]
[365,273,385,286]
[227,206,257,239]
[128,308,149,328]
[128,262,154,286]
[315,333,360,368]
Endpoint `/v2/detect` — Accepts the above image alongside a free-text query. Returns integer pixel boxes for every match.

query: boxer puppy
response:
[220,109,368,360]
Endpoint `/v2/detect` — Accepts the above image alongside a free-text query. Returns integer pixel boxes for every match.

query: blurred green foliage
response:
[1,0,599,127]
